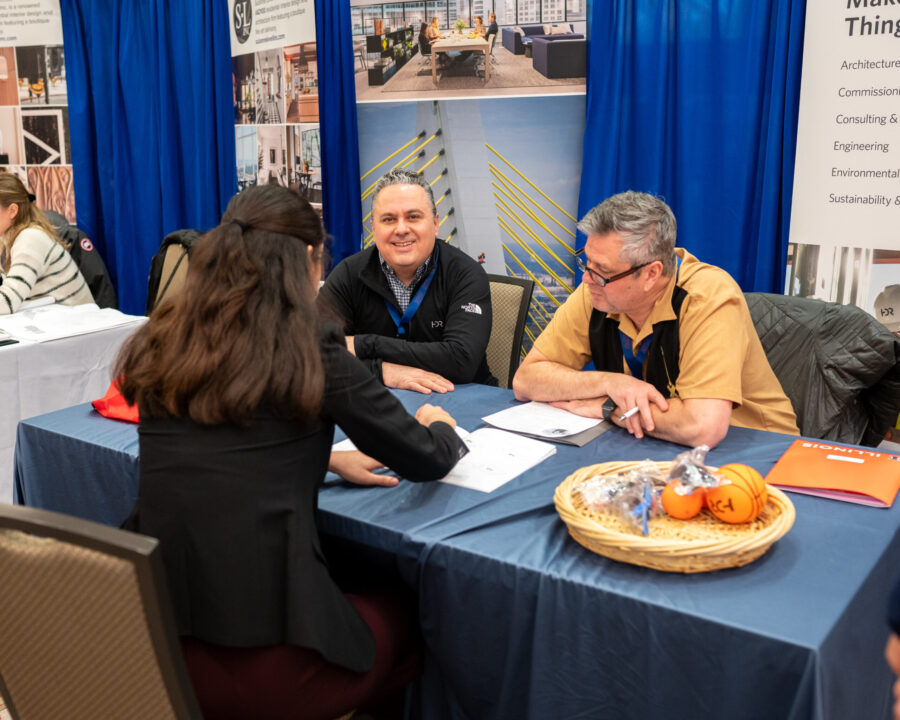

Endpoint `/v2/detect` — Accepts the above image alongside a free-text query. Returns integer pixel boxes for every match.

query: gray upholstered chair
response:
[486,274,534,388]
[476,35,496,77]
[0,504,203,720]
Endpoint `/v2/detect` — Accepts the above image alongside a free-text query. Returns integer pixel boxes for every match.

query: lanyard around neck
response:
[384,260,438,337]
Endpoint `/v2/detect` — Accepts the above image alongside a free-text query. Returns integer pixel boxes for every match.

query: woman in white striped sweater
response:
[0,174,93,314]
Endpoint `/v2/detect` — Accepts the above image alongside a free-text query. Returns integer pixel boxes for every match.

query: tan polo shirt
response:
[534,249,799,435]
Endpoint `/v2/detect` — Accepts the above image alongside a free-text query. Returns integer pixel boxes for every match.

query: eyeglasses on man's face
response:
[575,255,650,287]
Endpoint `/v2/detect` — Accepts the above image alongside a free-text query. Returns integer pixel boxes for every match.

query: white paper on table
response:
[441,427,556,492]
[331,426,556,492]
[0,303,144,342]
[19,296,56,310]
[482,401,601,439]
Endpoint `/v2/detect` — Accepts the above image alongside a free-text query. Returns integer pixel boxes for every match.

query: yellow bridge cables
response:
[360,131,425,181]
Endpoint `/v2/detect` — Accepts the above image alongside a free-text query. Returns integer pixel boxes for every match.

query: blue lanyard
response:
[385,261,438,336]
[619,256,682,379]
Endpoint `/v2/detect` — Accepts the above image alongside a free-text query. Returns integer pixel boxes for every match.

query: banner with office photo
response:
[0,0,74,221]
[353,1,590,356]
[229,0,322,209]
[349,0,586,103]
[788,3,900,326]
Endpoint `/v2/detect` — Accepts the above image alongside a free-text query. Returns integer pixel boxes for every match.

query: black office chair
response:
[486,273,534,388]
[418,34,432,69]
[746,292,900,446]
[0,504,203,720]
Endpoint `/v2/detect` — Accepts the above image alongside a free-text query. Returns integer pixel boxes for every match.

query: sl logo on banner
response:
[233,0,252,44]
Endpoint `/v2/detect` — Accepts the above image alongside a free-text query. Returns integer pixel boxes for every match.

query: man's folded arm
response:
[513,347,607,401]
[353,273,492,383]
[613,396,732,448]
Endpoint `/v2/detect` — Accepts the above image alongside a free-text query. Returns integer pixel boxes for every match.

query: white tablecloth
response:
[0,318,145,502]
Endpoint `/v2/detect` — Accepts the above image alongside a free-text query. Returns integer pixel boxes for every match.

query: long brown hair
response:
[116,184,326,425]
[0,173,62,272]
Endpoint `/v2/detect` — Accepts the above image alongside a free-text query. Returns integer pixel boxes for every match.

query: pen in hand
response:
[618,406,640,421]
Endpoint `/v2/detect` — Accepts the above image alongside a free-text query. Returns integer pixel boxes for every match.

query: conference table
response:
[0,317,143,504]
[13,384,898,720]
[432,35,491,83]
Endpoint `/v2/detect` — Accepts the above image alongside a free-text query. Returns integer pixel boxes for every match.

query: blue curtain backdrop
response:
[316,0,363,268]
[60,0,236,315]
[578,0,806,293]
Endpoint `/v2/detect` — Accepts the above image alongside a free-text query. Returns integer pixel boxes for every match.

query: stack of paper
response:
[0,303,144,342]
[481,401,610,446]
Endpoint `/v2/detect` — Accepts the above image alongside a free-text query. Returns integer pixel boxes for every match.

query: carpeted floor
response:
[364,45,584,96]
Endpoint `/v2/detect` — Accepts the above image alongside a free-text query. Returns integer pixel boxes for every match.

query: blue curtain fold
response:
[60,0,236,315]
[578,0,806,293]
[315,0,363,269]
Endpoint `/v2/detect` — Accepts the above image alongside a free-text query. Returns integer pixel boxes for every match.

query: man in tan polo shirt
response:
[512,191,798,448]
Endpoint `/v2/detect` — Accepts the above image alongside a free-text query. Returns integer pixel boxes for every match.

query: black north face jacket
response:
[319,241,496,386]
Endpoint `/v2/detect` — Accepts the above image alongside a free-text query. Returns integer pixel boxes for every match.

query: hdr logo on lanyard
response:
[384,261,439,337]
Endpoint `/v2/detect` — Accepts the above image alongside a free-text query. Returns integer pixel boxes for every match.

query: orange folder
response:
[765,439,900,508]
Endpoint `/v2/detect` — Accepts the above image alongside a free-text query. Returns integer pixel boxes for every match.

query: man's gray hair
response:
[371,168,437,215]
[577,191,677,275]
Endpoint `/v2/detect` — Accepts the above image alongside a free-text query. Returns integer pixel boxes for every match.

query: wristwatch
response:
[602,398,617,422]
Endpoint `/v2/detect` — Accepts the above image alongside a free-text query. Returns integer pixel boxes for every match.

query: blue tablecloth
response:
[14,384,898,720]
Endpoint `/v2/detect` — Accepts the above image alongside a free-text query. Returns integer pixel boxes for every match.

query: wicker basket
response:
[554,461,795,573]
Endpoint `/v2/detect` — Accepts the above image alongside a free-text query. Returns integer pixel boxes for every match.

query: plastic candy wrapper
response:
[666,445,722,495]
[579,461,667,535]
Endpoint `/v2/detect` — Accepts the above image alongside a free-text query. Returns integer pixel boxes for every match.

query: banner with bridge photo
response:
[788,2,900,327]
[0,0,76,221]
[352,0,588,356]
[228,0,322,211]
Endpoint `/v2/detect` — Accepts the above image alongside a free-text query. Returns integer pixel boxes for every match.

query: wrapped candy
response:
[666,445,722,495]
[579,461,667,535]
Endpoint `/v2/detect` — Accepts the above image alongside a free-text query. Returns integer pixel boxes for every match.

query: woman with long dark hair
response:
[0,173,92,313]
[117,184,465,719]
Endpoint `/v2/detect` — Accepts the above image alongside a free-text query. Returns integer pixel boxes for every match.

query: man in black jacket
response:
[319,168,495,394]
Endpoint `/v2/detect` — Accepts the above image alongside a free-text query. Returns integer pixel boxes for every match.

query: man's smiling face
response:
[371,183,438,286]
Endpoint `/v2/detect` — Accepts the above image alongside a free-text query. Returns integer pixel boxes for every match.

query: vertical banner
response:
[0,0,75,221]
[789,3,900,327]
[228,0,321,208]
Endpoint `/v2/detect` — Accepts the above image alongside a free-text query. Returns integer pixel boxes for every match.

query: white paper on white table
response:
[332,426,556,493]
[0,303,142,342]
[482,401,601,439]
